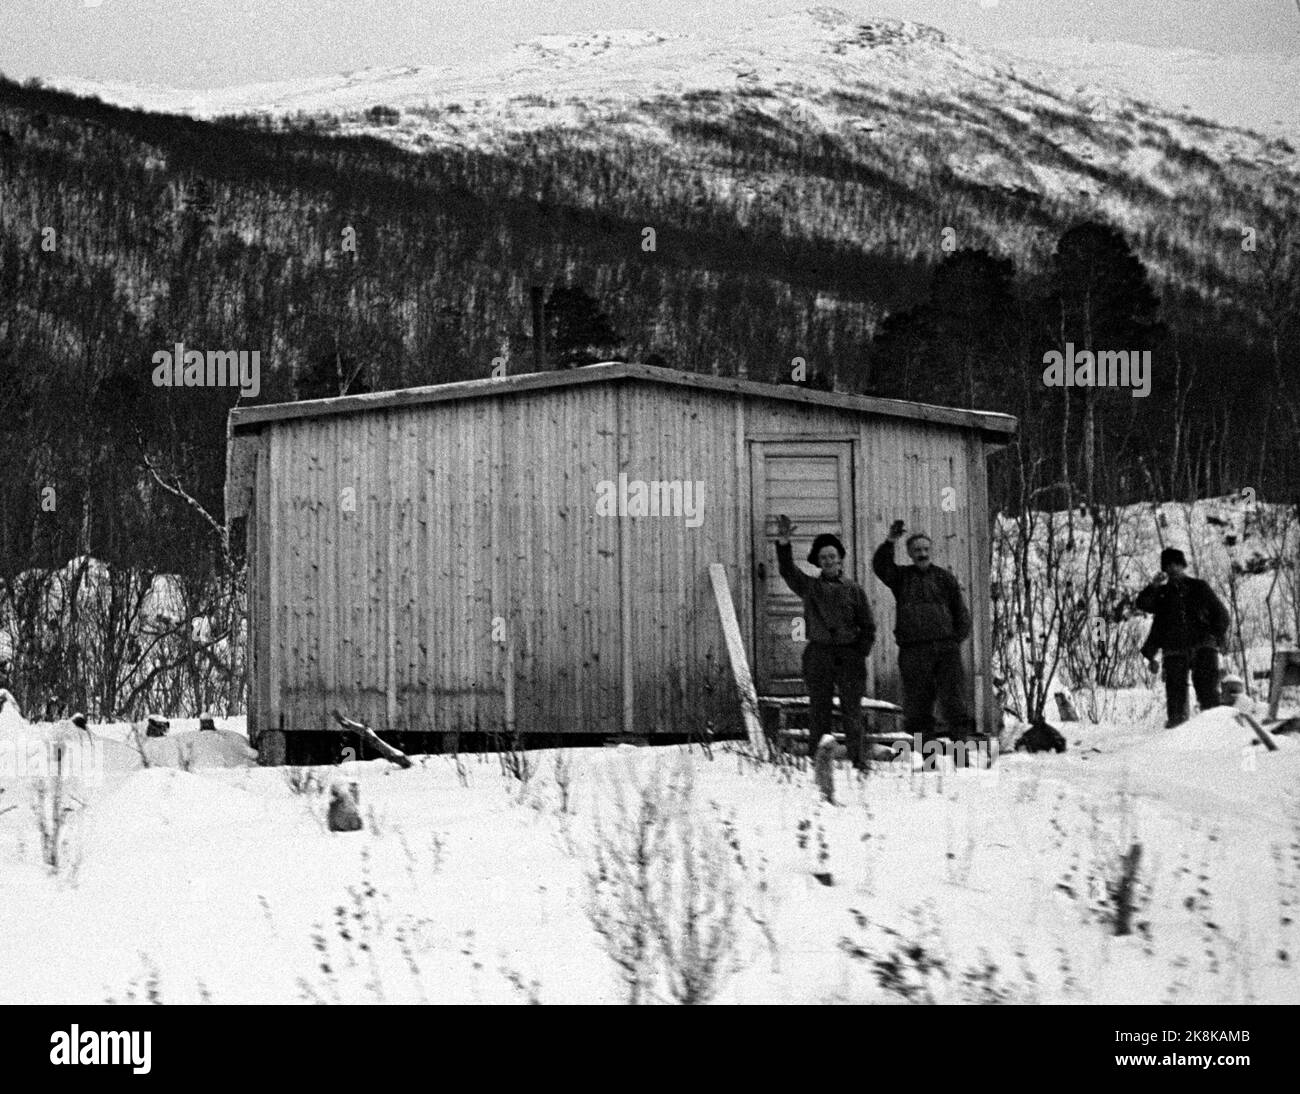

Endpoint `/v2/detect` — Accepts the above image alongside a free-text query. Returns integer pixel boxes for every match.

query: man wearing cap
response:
[774,515,876,767]
[1137,547,1230,727]
[872,521,974,744]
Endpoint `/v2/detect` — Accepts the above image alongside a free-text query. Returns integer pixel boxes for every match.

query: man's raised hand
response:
[775,514,796,543]
[888,519,906,541]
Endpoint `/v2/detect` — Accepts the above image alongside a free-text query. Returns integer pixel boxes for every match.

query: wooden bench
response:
[758,695,906,754]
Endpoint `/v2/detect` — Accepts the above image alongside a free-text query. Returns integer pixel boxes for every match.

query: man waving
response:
[774,514,875,768]
[872,520,975,745]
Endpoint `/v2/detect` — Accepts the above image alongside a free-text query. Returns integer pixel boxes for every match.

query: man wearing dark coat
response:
[774,515,876,768]
[1136,547,1230,727]
[872,521,975,743]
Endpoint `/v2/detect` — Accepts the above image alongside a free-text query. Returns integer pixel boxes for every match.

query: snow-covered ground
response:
[1,696,1297,1004]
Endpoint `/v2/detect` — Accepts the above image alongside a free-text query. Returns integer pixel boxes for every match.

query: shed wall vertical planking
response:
[248,375,999,739]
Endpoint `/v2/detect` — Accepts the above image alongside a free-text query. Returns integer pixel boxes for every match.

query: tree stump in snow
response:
[1054,691,1080,722]
[813,734,846,804]
[328,780,363,832]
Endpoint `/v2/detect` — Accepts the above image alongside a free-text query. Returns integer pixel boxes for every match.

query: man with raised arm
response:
[872,520,975,745]
[774,514,875,768]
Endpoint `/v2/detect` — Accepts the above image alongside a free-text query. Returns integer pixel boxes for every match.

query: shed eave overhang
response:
[227,361,1018,440]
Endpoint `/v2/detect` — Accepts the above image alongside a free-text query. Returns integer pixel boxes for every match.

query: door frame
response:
[748,436,858,696]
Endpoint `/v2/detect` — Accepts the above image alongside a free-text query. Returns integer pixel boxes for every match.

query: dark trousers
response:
[898,640,974,742]
[1163,647,1220,727]
[802,643,866,765]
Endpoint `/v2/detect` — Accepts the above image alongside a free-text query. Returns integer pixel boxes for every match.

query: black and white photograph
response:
[0,0,1297,1041]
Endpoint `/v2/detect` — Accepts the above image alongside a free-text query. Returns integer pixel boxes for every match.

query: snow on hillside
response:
[1001,37,1300,141]
[43,7,1299,161]
[42,14,997,119]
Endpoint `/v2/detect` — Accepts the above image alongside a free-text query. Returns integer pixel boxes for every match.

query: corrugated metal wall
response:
[249,378,995,738]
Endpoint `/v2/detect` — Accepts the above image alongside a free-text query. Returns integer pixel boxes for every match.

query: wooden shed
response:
[225,362,1016,762]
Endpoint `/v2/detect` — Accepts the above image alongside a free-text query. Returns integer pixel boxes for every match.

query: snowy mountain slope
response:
[46,8,1297,157]
[41,8,1296,291]
[1001,36,1300,141]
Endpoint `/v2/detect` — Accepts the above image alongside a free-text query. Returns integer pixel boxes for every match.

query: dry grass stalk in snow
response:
[1055,788,1154,941]
[104,953,164,1005]
[299,847,434,1004]
[283,766,325,796]
[1271,794,1300,966]
[496,730,535,784]
[552,750,574,815]
[840,905,1037,1005]
[32,772,81,872]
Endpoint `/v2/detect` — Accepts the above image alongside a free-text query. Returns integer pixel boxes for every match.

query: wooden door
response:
[750,441,856,695]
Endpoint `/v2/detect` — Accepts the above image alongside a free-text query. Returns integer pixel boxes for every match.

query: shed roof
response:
[228,361,1017,441]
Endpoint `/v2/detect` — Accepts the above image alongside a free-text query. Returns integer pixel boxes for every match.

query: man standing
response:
[1136,547,1229,727]
[774,515,875,767]
[872,521,975,744]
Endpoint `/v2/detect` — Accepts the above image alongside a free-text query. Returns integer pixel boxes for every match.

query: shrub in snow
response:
[586,760,674,1004]
[1014,719,1067,754]
[649,784,739,1004]
[586,754,739,1004]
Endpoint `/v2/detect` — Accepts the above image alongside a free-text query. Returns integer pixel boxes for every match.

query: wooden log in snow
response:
[331,709,414,768]
[1234,711,1279,752]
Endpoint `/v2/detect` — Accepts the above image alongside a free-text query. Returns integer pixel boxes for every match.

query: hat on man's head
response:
[807,533,847,565]
[1160,547,1188,570]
